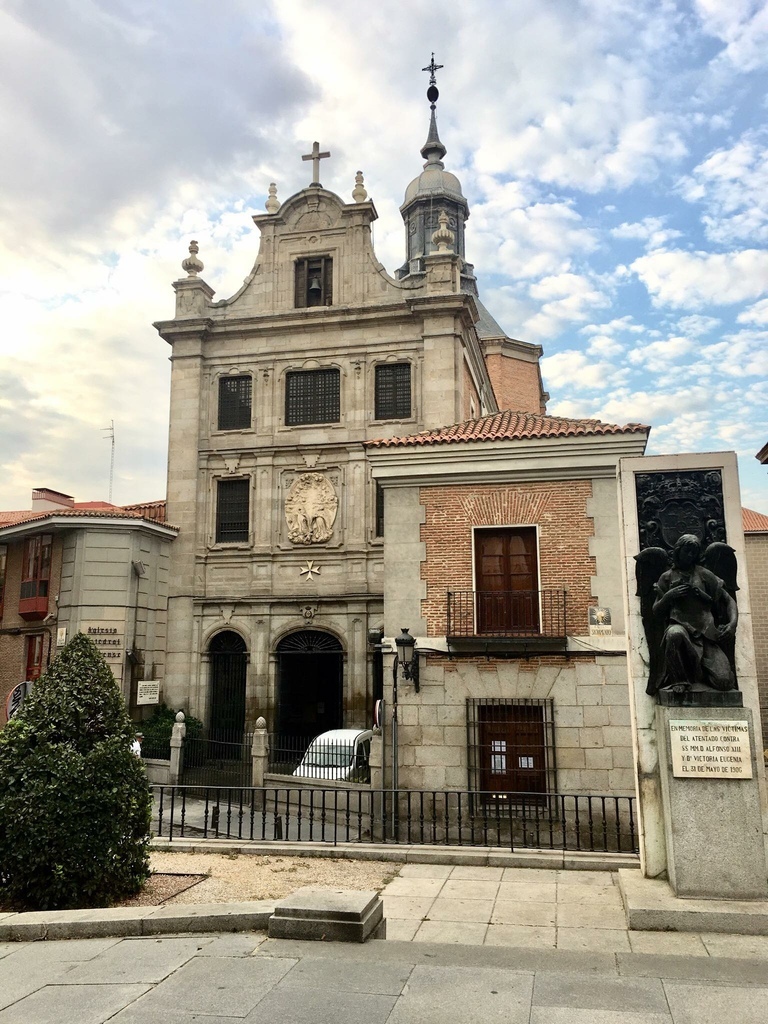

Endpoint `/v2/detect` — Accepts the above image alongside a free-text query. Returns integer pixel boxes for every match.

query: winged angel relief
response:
[285,473,338,545]
[635,536,739,700]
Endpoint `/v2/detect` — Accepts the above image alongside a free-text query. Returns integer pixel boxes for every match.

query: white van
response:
[292,729,373,782]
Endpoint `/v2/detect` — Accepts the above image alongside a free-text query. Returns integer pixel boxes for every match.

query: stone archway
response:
[275,630,343,739]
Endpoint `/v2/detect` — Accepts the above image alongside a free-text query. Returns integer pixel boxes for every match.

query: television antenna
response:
[102,420,115,502]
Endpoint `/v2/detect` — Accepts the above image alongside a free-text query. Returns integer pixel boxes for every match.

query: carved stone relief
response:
[636,470,726,552]
[285,472,338,544]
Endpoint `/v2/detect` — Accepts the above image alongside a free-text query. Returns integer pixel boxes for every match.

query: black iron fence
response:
[447,589,567,638]
[152,785,637,854]
[181,733,254,788]
[267,734,310,775]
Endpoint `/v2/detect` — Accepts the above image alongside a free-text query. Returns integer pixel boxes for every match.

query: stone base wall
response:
[393,654,633,795]
[745,533,768,748]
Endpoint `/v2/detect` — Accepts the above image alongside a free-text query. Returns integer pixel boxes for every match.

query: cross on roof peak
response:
[422,53,443,86]
[302,141,330,187]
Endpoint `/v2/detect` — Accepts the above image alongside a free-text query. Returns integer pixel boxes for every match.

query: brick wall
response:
[419,481,596,637]
[484,353,544,414]
[745,533,768,748]
[0,533,63,724]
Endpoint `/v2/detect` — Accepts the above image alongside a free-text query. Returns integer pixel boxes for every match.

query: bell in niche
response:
[308,276,322,295]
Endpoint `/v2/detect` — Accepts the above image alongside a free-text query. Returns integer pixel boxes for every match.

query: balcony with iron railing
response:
[446,589,568,653]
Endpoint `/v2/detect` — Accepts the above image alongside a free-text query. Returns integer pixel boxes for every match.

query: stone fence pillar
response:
[169,711,186,785]
[251,717,268,790]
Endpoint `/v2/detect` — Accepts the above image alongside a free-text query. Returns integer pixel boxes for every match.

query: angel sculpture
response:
[635,534,738,699]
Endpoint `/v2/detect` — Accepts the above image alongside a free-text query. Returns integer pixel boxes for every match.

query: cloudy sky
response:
[1,0,767,513]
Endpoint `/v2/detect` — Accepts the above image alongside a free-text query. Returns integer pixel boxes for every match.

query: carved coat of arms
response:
[285,473,338,544]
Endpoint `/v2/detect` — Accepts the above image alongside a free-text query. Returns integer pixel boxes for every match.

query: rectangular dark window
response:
[467,697,555,802]
[375,482,384,537]
[218,375,252,431]
[215,479,250,543]
[375,363,411,419]
[474,526,539,634]
[285,368,340,425]
[295,256,332,307]
[20,535,52,601]
[0,544,6,620]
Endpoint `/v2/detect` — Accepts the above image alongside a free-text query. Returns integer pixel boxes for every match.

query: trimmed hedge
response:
[0,632,152,910]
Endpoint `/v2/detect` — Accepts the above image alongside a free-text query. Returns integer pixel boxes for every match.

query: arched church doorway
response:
[276,630,343,738]
[208,631,247,742]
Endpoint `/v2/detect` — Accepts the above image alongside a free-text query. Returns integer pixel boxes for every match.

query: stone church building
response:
[156,84,649,796]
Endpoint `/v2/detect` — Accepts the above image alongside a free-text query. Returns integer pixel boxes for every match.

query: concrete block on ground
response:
[619,868,768,934]
[142,900,274,935]
[268,887,384,942]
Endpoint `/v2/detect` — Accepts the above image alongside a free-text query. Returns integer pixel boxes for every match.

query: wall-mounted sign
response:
[6,680,33,721]
[80,622,125,679]
[669,720,752,779]
[56,627,67,647]
[136,680,161,706]
[589,607,612,636]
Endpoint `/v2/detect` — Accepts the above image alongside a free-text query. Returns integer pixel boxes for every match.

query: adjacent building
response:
[0,487,177,722]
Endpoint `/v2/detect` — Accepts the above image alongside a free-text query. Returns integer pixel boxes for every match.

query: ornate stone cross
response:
[302,141,330,186]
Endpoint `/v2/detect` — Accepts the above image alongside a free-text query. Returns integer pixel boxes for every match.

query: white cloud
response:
[541,349,628,392]
[627,335,696,371]
[631,249,768,307]
[611,216,682,249]
[525,273,610,339]
[586,334,625,357]
[737,298,768,324]
[678,131,768,243]
[676,314,721,336]
[694,0,768,72]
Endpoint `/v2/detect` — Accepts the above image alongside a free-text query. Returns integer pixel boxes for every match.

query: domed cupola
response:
[397,55,474,289]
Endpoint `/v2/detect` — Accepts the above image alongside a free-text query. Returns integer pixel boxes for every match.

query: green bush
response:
[0,632,152,910]
[139,703,202,758]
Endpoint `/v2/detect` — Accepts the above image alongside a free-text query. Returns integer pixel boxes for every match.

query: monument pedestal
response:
[656,705,767,900]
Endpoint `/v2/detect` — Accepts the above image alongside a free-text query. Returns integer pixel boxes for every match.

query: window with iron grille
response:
[217,375,252,431]
[467,698,556,800]
[295,256,332,308]
[375,363,411,419]
[374,482,385,537]
[285,368,340,425]
[215,479,250,543]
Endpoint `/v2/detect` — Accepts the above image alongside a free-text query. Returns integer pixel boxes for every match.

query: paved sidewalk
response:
[380,864,768,957]
[2,931,768,1023]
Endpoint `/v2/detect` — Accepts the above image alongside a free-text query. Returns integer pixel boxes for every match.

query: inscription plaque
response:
[669,720,752,779]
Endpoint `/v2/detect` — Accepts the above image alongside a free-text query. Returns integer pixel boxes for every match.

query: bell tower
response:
[396,55,475,292]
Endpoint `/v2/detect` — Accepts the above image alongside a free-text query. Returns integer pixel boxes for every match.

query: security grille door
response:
[209,631,247,743]
[475,527,539,634]
[478,703,547,797]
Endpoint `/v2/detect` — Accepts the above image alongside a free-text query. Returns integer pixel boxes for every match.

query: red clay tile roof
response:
[743,507,768,532]
[365,410,649,449]
[0,501,173,531]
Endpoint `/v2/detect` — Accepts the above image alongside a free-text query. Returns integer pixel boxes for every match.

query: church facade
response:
[156,82,649,798]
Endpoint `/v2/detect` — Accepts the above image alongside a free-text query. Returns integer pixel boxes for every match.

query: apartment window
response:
[295,256,332,308]
[215,479,250,543]
[0,545,6,620]
[467,697,555,801]
[25,634,45,681]
[375,363,411,419]
[374,482,385,537]
[218,375,252,431]
[19,534,52,621]
[285,368,340,425]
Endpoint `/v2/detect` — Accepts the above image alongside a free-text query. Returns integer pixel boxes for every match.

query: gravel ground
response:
[149,851,403,904]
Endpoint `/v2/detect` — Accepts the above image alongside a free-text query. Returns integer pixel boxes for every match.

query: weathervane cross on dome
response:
[422,53,443,86]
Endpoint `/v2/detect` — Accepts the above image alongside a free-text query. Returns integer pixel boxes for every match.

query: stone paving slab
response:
[531,1010,671,1024]
[663,981,768,1024]
[248,987,398,1024]
[0,982,151,1024]
[58,936,211,985]
[385,963,534,1024]
[532,972,670,1014]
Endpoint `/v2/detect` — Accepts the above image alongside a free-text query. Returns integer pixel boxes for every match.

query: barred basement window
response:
[375,363,411,419]
[218,375,252,431]
[295,256,332,308]
[215,479,249,543]
[467,698,555,802]
[285,368,340,425]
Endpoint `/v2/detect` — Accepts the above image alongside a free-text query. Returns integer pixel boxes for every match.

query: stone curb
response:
[0,900,275,943]
[150,838,639,873]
